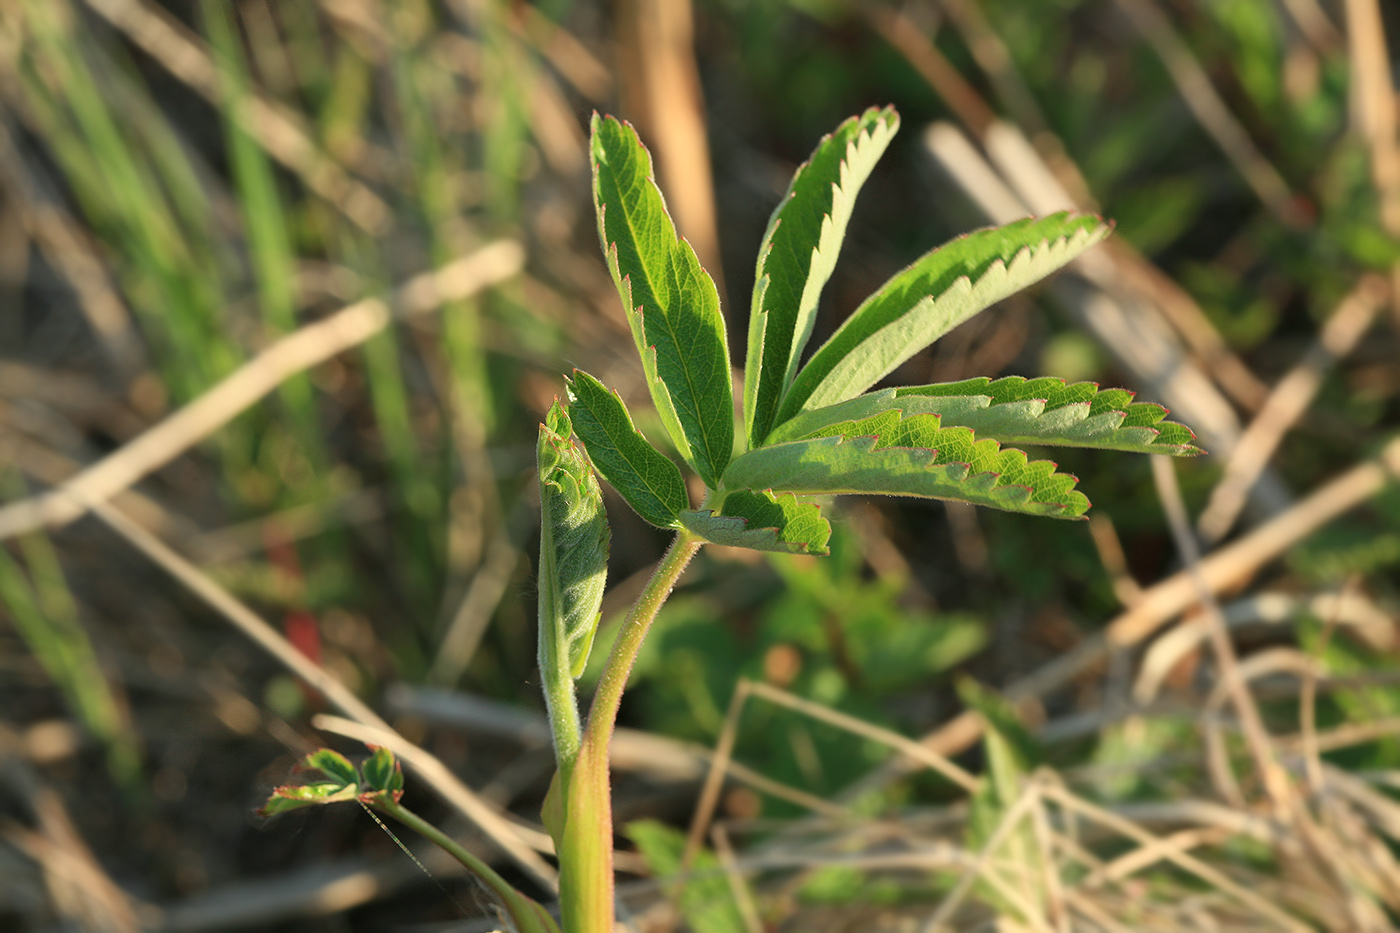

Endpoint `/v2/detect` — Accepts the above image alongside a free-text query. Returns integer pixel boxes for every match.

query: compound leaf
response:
[745,106,899,448]
[722,411,1089,518]
[776,213,1111,426]
[680,488,831,555]
[591,114,733,486]
[538,402,611,679]
[567,371,688,528]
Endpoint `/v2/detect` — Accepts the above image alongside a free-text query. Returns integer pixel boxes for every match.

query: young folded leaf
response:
[538,402,610,680]
[775,213,1111,429]
[591,114,733,487]
[566,371,688,529]
[722,412,1090,518]
[680,489,831,555]
[745,106,899,449]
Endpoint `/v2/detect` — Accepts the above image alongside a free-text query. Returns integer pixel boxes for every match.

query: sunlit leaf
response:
[776,213,1111,425]
[591,114,733,486]
[680,488,831,554]
[745,106,899,448]
[723,411,1089,518]
[567,371,688,528]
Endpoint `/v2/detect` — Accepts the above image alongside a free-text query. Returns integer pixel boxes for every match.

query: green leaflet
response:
[257,748,360,817]
[898,376,1201,454]
[680,488,831,555]
[721,411,1089,518]
[566,371,688,529]
[591,114,733,487]
[767,378,1201,455]
[766,387,987,445]
[538,402,611,680]
[744,106,899,449]
[775,213,1112,426]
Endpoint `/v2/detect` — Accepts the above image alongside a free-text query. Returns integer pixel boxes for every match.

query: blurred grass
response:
[0,0,1397,930]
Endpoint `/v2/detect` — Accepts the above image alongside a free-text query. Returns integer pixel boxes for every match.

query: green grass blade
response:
[567,371,688,528]
[591,114,733,487]
[0,511,141,790]
[777,213,1112,424]
[745,106,899,448]
[207,1,324,468]
[680,488,831,554]
[722,411,1090,518]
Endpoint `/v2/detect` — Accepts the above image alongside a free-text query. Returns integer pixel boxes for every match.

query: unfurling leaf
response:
[257,781,360,817]
[745,106,900,449]
[775,213,1112,427]
[360,745,405,804]
[567,371,688,529]
[298,747,359,785]
[538,402,610,680]
[680,488,831,554]
[257,747,360,817]
[722,410,1090,518]
[591,114,733,486]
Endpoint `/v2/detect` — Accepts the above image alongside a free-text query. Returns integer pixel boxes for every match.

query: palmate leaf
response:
[773,213,1112,429]
[722,410,1089,518]
[768,378,1201,455]
[591,114,733,487]
[680,488,831,555]
[538,402,610,679]
[744,106,899,449]
[566,371,687,529]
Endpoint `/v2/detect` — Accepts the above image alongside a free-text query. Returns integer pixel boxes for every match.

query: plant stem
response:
[374,799,560,933]
[556,530,703,932]
[584,529,702,744]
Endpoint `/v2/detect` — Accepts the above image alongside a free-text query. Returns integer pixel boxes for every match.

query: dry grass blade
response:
[855,434,1400,788]
[1198,276,1387,543]
[1112,0,1307,228]
[923,777,1049,933]
[0,120,141,380]
[1043,784,1312,933]
[0,240,523,540]
[1151,456,1288,807]
[745,680,979,794]
[1345,0,1400,235]
[83,497,558,893]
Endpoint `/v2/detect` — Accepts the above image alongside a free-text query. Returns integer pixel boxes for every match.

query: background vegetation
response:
[1,0,1398,930]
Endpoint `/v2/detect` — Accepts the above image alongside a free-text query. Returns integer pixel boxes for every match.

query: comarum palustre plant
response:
[262,106,1199,932]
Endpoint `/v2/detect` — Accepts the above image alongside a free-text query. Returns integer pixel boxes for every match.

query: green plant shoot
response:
[262,105,1199,933]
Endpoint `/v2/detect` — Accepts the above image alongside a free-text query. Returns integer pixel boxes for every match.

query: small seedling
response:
[262,106,1198,932]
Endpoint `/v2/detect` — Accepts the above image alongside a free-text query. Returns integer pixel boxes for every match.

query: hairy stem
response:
[557,530,703,932]
[374,799,559,933]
